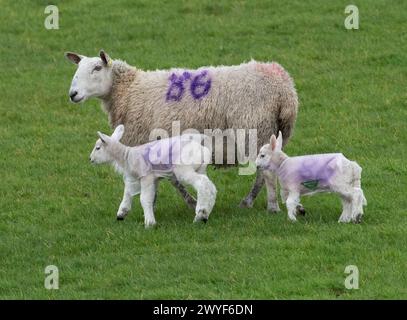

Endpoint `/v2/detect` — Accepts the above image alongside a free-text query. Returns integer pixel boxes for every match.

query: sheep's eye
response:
[93,65,102,72]
[96,146,101,150]
[260,154,265,158]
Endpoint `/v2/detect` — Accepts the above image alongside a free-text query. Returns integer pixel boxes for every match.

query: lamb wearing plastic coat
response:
[90,125,216,227]
[255,131,366,223]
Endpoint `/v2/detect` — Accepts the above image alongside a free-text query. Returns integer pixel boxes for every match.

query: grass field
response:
[0,0,406,299]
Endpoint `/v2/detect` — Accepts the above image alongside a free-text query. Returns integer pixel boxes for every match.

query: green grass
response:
[0,0,406,299]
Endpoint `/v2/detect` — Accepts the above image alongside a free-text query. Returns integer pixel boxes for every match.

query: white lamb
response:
[255,131,367,223]
[89,125,217,227]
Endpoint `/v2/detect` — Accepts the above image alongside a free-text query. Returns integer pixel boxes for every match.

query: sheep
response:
[89,125,217,227]
[66,50,299,213]
[255,131,367,223]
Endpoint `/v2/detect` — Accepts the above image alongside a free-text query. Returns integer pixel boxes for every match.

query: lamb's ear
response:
[97,131,110,144]
[99,50,112,67]
[65,52,84,65]
[270,134,277,151]
[111,124,124,141]
[276,131,283,151]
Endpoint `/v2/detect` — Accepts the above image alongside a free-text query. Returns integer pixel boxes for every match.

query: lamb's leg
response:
[174,167,217,223]
[281,187,305,216]
[170,176,197,210]
[117,178,140,220]
[351,163,366,222]
[338,196,352,223]
[352,188,366,223]
[286,192,300,222]
[140,175,157,228]
[239,168,264,208]
[333,185,356,223]
[263,170,280,213]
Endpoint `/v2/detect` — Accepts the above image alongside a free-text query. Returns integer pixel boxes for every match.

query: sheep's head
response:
[255,131,284,171]
[65,50,113,103]
[90,125,125,164]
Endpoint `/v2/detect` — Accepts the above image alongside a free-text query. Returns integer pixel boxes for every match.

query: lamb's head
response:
[65,50,114,103]
[90,125,125,164]
[255,131,285,171]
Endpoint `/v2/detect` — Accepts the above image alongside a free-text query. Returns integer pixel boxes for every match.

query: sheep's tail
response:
[277,76,299,147]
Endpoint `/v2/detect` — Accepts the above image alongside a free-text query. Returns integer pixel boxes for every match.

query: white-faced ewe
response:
[66,50,299,213]
[89,125,217,227]
[255,131,367,223]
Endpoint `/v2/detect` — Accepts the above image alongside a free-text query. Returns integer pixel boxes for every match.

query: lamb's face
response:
[90,139,111,164]
[255,144,273,169]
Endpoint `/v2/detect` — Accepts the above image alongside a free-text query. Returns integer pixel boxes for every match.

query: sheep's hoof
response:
[239,198,253,208]
[117,216,124,221]
[296,205,306,216]
[353,214,363,224]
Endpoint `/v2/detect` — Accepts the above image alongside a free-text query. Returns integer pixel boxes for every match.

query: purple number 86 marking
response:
[166,70,211,102]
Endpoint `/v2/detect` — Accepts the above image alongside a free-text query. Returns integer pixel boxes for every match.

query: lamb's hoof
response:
[353,214,363,224]
[296,205,306,216]
[145,221,156,228]
[194,209,209,223]
[117,216,124,221]
[239,198,253,208]
[267,204,280,213]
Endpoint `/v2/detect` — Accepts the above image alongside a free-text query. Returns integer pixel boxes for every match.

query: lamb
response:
[255,131,367,223]
[66,50,299,213]
[89,125,217,227]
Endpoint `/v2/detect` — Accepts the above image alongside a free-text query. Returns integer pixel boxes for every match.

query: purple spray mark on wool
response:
[190,70,211,100]
[166,73,187,102]
[165,70,211,102]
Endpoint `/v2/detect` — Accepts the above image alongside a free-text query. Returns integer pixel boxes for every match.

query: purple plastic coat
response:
[132,135,206,177]
[275,153,345,193]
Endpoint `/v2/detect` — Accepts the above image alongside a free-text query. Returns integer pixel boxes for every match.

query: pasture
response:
[0,0,406,299]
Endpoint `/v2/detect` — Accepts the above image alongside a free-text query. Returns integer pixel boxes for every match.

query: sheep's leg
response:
[117,178,140,220]
[140,175,157,228]
[174,166,217,223]
[153,178,160,209]
[286,192,300,222]
[263,170,280,213]
[170,176,197,210]
[239,168,264,208]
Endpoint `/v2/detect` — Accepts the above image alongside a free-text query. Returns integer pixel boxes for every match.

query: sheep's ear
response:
[276,131,283,150]
[270,134,277,151]
[111,124,124,141]
[99,50,112,67]
[65,52,84,65]
[97,131,110,144]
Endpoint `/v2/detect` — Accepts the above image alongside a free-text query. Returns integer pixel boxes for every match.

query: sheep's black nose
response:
[69,91,78,100]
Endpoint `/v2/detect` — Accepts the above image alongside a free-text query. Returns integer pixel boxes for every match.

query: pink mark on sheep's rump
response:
[255,62,289,80]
